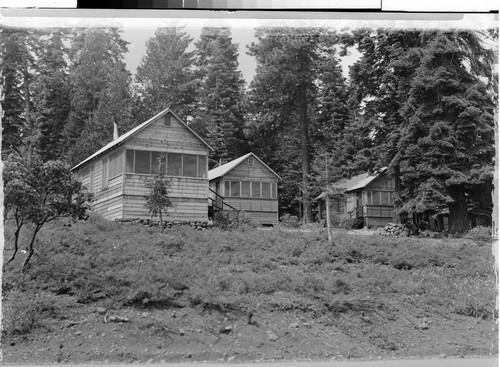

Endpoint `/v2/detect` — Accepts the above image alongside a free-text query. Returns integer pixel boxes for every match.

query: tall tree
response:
[62,28,132,165]
[247,27,335,223]
[396,31,496,233]
[191,27,247,163]
[31,29,72,161]
[134,26,197,122]
[0,27,37,156]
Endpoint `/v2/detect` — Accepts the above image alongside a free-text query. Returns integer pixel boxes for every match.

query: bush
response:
[329,213,363,229]
[213,210,257,231]
[279,214,300,227]
[3,289,60,335]
[464,226,492,245]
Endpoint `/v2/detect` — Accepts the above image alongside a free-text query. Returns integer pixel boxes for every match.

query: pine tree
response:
[135,26,197,122]
[396,31,496,233]
[62,28,132,165]
[31,29,72,161]
[0,27,37,156]
[247,27,330,223]
[192,27,247,163]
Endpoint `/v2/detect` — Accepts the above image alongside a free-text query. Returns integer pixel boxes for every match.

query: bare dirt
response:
[2,293,497,364]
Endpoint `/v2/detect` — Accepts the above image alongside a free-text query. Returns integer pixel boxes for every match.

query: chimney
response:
[113,122,119,140]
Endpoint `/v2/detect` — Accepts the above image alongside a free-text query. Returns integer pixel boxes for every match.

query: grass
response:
[2,214,497,335]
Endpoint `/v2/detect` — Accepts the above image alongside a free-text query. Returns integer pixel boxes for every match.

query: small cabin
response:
[208,153,280,225]
[316,168,396,228]
[71,108,213,222]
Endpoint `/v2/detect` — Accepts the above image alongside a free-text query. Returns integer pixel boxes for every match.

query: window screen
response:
[109,151,123,178]
[102,159,108,188]
[262,182,271,198]
[381,191,390,205]
[183,154,198,177]
[271,182,277,198]
[241,181,250,197]
[125,150,134,173]
[151,152,166,174]
[251,182,260,198]
[225,180,231,196]
[197,155,207,178]
[167,153,182,176]
[231,181,240,197]
[248,157,254,167]
[371,191,381,205]
[135,150,151,174]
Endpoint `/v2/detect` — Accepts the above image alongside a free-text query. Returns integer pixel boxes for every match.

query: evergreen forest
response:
[1,25,497,233]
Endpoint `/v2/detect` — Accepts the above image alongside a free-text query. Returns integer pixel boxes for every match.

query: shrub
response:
[464,226,492,245]
[3,289,60,335]
[213,210,257,231]
[279,214,300,227]
[329,213,363,229]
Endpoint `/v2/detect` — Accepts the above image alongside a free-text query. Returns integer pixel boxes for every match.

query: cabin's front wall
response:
[217,156,279,225]
[76,113,210,222]
[121,113,209,222]
[358,173,396,227]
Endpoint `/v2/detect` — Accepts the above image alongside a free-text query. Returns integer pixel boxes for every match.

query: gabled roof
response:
[315,167,388,200]
[71,108,213,171]
[208,152,281,181]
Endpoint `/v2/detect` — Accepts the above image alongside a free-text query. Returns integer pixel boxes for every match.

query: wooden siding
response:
[122,173,208,221]
[123,174,207,199]
[224,157,277,181]
[93,195,123,220]
[366,173,395,191]
[125,115,207,154]
[123,195,207,221]
[224,197,278,212]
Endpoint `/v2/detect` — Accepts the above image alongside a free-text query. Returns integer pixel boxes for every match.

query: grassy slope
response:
[2,215,498,361]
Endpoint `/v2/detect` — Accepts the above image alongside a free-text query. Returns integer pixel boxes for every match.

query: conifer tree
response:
[192,27,247,163]
[135,26,197,122]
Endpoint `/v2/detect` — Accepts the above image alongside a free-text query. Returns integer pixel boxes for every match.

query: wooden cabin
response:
[316,168,396,228]
[71,108,213,222]
[208,153,280,225]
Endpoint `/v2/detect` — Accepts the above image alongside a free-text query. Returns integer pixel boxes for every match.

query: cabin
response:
[71,108,213,222]
[208,153,280,225]
[315,168,396,228]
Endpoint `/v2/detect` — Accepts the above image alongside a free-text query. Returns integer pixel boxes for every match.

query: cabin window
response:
[248,157,254,167]
[262,182,271,198]
[251,182,260,198]
[241,181,250,197]
[271,182,277,199]
[89,165,94,193]
[108,151,123,178]
[102,159,108,188]
[167,153,182,176]
[371,191,381,205]
[163,115,171,127]
[151,152,166,174]
[224,180,231,196]
[380,191,391,205]
[135,150,151,174]
[125,150,134,173]
[231,181,240,197]
[198,155,207,178]
[183,154,198,177]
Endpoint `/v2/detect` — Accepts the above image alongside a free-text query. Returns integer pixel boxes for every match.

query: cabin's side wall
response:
[75,150,125,220]
[218,156,279,225]
[122,113,209,222]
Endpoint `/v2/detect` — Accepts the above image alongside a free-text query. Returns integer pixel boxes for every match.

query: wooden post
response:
[325,153,333,245]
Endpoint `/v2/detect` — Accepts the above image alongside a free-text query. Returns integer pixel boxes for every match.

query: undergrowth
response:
[2,214,496,335]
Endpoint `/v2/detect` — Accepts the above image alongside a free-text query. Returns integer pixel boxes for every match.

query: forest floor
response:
[2,217,498,364]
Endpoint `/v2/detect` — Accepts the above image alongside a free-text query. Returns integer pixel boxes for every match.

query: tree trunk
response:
[22,225,41,269]
[448,185,469,234]
[298,79,312,224]
[8,218,23,264]
[159,210,164,233]
[326,194,333,245]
